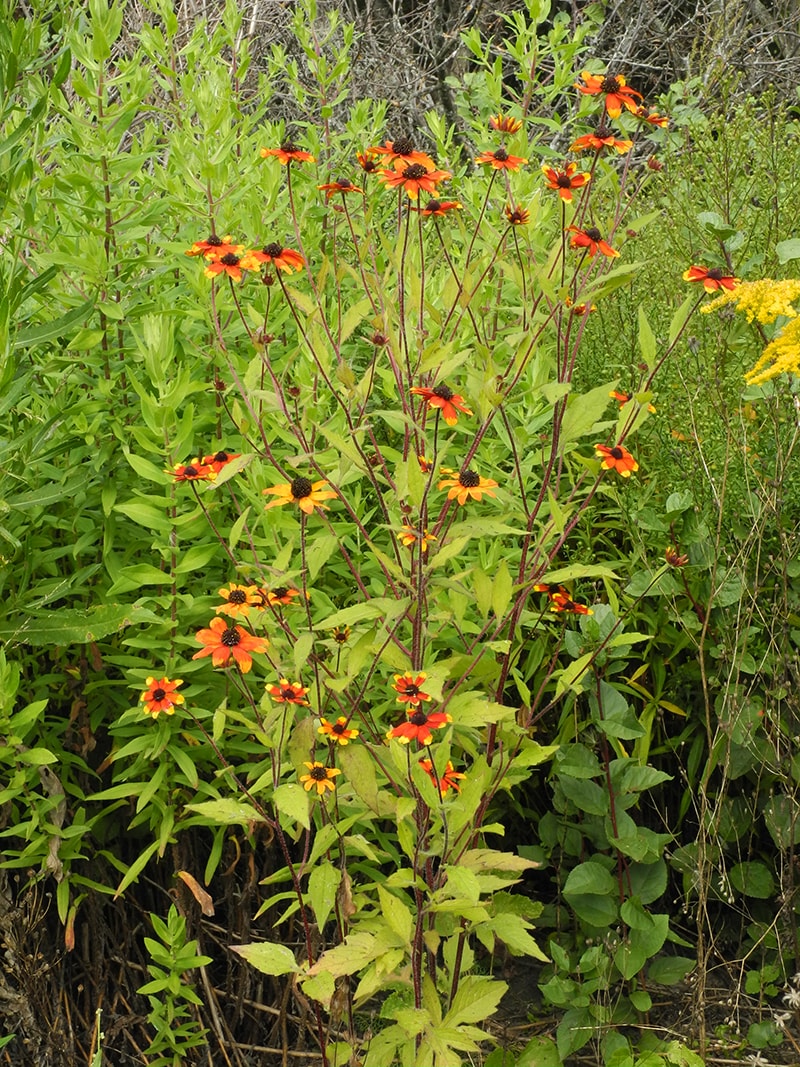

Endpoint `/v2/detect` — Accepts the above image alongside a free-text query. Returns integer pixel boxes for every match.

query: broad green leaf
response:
[317,598,409,631]
[14,299,95,348]
[491,561,513,618]
[308,862,340,930]
[273,782,311,830]
[306,932,382,978]
[444,975,507,1027]
[637,305,657,368]
[377,885,413,944]
[473,567,493,619]
[231,941,298,975]
[301,969,335,1007]
[729,861,775,899]
[0,603,159,646]
[184,799,267,825]
[337,744,381,813]
[647,956,696,985]
[563,861,616,897]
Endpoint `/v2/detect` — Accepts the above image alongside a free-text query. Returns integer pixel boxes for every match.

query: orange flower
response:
[356,151,380,173]
[609,390,656,413]
[550,593,594,615]
[505,204,530,225]
[398,522,436,553]
[140,676,184,718]
[682,265,739,293]
[378,162,452,200]
[475,147,528,171]
[438,468,498,506]
[415,199,462,216]
[185,235,243,259]
[201,449,241,474]
[260,141,315,165]
[417,454,433,473]
[419,758,465,795]
[388,708,452,745]
[332,625,350,644]
[215,584,262,618]
[665,546,689,567]
[595,443,639,477]
[240,244,306,274]
[259,585,303,607]
[266,678,310,705]
[204,253,250,281]
[635,106,669,128]
[393,672,431,706]
[411,383,472,425]
[489,114,523,134]
[574,71,643,118]
[541,161,591,202]
[570,125,633,154]
[169,459,216,482]
[300,762,341,794]
[368,138,434,169]
[567,225,619,259]
[263,476,337,515]
[318,177,364,199]
[318,717,359,745]
[192,617,269,672]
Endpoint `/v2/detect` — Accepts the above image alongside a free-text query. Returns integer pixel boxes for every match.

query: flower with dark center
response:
[594,443,639,477]
[393,672,432,706]
[567,225,619,259]
[438,468,498,506]
[378,161,452,199]
[410,383,472,426]
[192,617,269,672]
[299,762,341,794]
[505,204,530,225]
[574,70,642,118]
[368,138,434,169]
[263,475,337,515]
[318,177,364,199]
[204,252,251,281]
[550,593,594,615]
[169,459,216,482]
[489,114,523,134]
[541,162,591,202]
[260,142,316,164]
[682,265,739,293]
[398,522,436,554]
[475,147,528,171]
[267,678,310,705]
[570,126,633,154]
[415,198,462,217]
[141,676,184,718]
[240,244,305,274]
[185,234,243,260]
[201,449,241,473]
[318,717,359,745]
[332,625,351,644]
[216,584,262,619]
[387,707,452,745]
[665,546,689,567]
[635,106,669,127]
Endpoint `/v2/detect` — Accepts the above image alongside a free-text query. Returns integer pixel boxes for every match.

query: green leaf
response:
[729,861,774,899]
[473,567,493,619]
[556,1006,594,1058]
[308,862,340,931]
[184,799,267,825]
[491,561,513,619]
[517,1035,562,1067]
[776,238,800,264]
[377,886,413,944]
[489,912,548,960]
[559,381,615,445]
[444,975,507,1027]
[337,744,381,813]
[301,969,336,1008]
[647,956,696,985]
[273,782,311,830]
[14,299,95,348]
[230,941,298,975]
[668,294,696,345]
[563,861,616,897]
[637,305,657,368]
[0,603,159,646]
[306,932,382,978]
[317,598,409,631]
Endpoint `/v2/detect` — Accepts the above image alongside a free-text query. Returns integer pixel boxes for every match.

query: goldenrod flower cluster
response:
[744,317,800,385]
[701,278,800,324]
[702,278,800,384]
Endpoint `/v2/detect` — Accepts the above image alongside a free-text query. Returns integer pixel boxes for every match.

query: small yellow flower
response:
[299,762,341,794]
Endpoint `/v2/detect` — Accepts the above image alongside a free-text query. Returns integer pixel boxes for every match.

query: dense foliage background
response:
[1,0,800,1065]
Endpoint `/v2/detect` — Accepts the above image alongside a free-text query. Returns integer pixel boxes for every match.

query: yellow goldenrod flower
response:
[744,317,800,385]
[701,279,800,324]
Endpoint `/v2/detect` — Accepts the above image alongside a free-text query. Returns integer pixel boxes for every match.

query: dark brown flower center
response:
[459,470,480,488]
[220,253,240,266]
[272,586,288,599]
[432,383,454,401]
[221,626,241,647]
[556,173,572,187]
[333,628,348,643]
[601,76,621,93]
[706,268,724,280]
[213,451,230,462]
[585,227,602,241]
[152,688,166,701]
[409,710,429,725]
[335,177,352,188]
[281,687,297,700]
[493,148,509,161]
[403,164,428,179]
[281,141,300,153]
[263,243,284,257]
[206,235,223,246]
[594,124,612,139]
[332,721,347,734]
[184,465,199,477]
[403,683,421,696]
[392,137,414,154]
[310,765,328,780]
[425,199,442,212]
[291,476,313,499]
[361,157,378,172]
[610,447,624,459]
[228,589,247,604]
